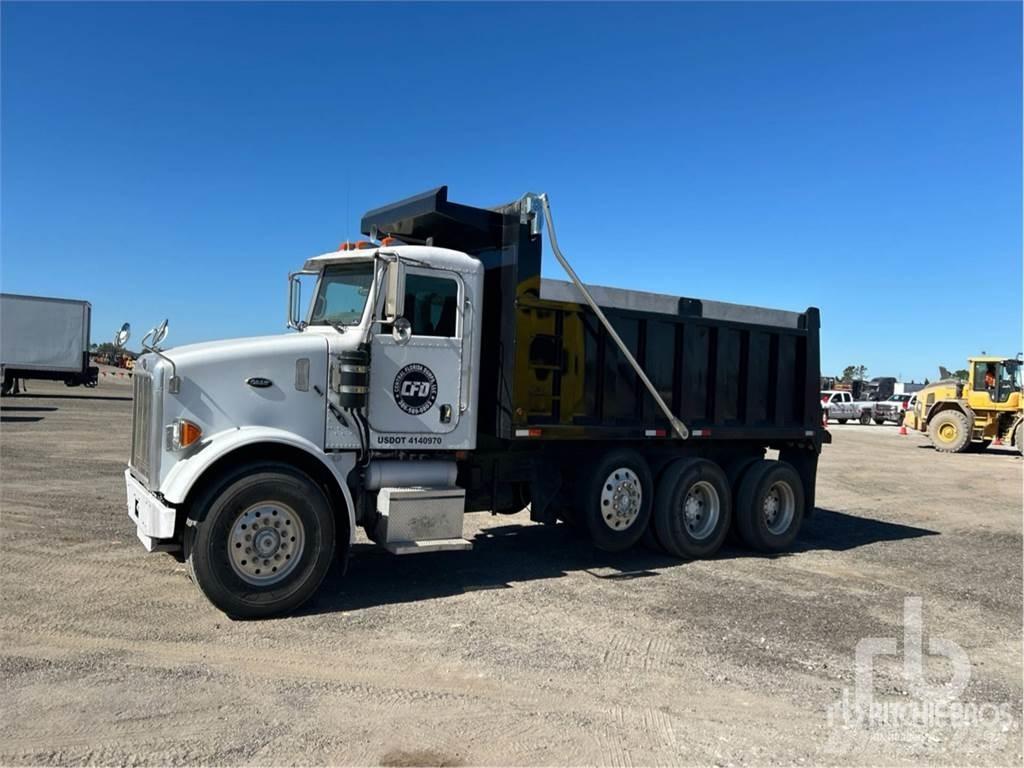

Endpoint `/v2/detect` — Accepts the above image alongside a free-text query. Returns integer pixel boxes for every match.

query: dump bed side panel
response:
[512,296,819,439]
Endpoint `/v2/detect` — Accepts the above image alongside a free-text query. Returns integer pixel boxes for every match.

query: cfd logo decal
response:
[392,363,438,415]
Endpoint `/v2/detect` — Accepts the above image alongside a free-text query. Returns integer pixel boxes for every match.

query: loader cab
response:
[967,357,1021,409]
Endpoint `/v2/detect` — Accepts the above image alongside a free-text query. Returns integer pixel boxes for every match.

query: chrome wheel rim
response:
[600,467,642,531]
[763,481,795,535]
[682,480,720,540]
[228,502,305,586]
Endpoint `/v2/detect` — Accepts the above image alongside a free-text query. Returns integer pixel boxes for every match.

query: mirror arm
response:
[140,330,180,394]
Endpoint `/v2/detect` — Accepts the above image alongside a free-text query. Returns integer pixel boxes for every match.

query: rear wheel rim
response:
[938,421,958,442]
[762,481,795,535]
[682,480,720,540]
[228,502,305,586]
[600,467,642,531]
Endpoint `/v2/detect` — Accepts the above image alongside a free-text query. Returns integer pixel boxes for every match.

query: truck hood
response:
[157,332,328,367]
[137,332,339,489]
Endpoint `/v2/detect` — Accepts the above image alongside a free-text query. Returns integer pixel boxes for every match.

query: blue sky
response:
[2,2,1020,381]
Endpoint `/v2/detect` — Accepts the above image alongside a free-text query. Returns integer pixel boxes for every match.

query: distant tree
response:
[94,342,120,359]
[953,369,969,380]
[841,365,869,383]
[923,378,930,385]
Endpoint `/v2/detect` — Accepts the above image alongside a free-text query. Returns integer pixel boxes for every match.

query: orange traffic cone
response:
[993,436,1003,446]
[898,423,908,436]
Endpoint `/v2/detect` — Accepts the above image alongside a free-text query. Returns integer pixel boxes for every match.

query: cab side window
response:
[973,362,995,392]
[403,274,459,337]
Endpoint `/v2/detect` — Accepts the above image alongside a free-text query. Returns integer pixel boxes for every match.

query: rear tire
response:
[735,460,805,553]
[927,410,971,453]
[1015,423,1023,455]
[185,462,337,619]
[873,418,885,425]
[837,419,848,425]
[579,449,653,552]
[653,459,731,559]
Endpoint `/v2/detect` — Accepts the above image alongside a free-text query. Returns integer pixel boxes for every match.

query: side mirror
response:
[115,323,130,347]
[151,319,169,347]
[392,316,412,346]
[384,259,405,322]
[288,271,312,330]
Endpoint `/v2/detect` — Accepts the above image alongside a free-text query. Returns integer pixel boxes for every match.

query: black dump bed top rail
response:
[363,187,825,447]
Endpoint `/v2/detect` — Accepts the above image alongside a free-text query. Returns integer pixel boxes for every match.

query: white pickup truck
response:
[820,390,876,425]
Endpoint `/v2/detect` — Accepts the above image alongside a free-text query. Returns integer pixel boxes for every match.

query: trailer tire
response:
[927,410,970,453]
[185,462,336,619]
[859,412,872,425]
[580,449,653,552]
[735,460,805,553]
[653,459,731,559]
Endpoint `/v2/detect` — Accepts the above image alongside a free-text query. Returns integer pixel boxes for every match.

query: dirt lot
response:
[1,380,1021,766]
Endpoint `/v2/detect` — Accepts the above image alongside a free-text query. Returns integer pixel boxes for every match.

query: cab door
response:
[367,268,464,446]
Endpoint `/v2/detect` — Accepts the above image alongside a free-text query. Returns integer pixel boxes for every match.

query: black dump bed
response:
[363,187,824,446]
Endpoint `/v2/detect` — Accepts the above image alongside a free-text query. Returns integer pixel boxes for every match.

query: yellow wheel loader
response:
[908,356,1022,453]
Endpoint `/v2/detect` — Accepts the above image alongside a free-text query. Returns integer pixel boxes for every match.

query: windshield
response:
[309,262,374,326]
[887,394,909,402]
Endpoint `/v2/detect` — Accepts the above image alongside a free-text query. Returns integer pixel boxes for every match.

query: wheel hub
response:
[228,502,304,586]
[682,480,720,540]
[762,481,795,535]
[600,468,642,531]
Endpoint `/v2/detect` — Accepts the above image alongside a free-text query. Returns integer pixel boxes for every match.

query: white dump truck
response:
[125,188,828,618]
[1,293,99,393]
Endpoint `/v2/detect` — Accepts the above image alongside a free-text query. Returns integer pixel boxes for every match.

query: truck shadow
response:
[2,392,131,402]
[304,508,937,616]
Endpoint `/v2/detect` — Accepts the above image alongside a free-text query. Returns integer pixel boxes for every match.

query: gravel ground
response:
[1,380,1021,766]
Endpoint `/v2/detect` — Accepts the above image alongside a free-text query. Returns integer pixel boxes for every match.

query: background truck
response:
[873,393,914,425]
[820,390,875,424]
[1,293,99,394]
[124,187,829,618]
[908,356,1022,453]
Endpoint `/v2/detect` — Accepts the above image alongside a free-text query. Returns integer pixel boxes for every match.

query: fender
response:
[160,426,357,544]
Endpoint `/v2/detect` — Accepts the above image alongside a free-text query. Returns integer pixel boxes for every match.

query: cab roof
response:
[302,244,482,275]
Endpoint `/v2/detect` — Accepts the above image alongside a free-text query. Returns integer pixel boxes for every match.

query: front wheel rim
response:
[762,481,795,535]
[228,502,305,586]
[682,480,720,540]
[599,467,642,531]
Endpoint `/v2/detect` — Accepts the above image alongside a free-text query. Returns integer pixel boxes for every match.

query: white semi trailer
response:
[1,293,99,393]
[125,188,828,618]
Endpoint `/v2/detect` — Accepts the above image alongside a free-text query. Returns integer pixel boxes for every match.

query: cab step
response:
[382,538,473,555]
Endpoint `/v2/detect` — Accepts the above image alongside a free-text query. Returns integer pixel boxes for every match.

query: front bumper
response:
[125,469,177,552]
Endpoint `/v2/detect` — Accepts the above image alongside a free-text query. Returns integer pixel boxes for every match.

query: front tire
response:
[185,463,336,619]
[927,410,970,453]
[873,418,885,425]
[579,449,653,552]
[653,459,731,559]
[735,460,805,553]
[837,418,848,425]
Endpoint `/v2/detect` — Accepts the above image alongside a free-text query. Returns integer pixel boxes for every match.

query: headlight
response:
[165,418,202,451]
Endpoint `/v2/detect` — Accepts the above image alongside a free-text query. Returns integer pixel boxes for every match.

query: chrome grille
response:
[130,370,154,485]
